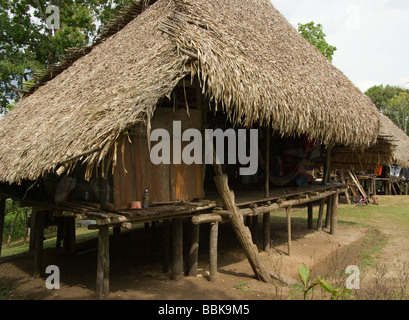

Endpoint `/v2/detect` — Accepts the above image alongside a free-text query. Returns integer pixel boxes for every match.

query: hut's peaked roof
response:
[379,114,409,168]
[0,0,381,183]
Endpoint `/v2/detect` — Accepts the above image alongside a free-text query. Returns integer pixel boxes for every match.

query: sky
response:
[271,0,409,93]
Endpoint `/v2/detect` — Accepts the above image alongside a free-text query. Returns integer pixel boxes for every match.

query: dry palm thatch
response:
[0,0,382,184]
[378,114,409,168]
[330,113,409,170]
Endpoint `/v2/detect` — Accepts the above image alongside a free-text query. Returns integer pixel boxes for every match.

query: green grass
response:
[0,226,99,258]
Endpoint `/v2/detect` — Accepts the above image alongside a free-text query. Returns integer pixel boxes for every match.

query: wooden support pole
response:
[286,206,292,256]
[56,217,64,249]
[307,204,313,230]
[161,220,170,273]
[330,193,339,235]
[213,168,271,283]
[96,225,109,299]
[265,127,270,198]
[0,197,6,258]
[209,222,218,282]
[325,195,333,228]
[251,215,259,247]
[188,223,199,277]
[263,212,270,251]
[323,146,332,184]
[33,209,45,278]
[317,198,325,231]
[63,217,76,253]
[171,219,184,281]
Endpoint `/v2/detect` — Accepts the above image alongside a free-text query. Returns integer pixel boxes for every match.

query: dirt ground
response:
[0,208,373,301]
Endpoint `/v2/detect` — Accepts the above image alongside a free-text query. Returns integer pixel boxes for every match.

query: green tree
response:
[364,85,406,112]
[385,92,409,134]
[365,85,409,134]
[298,22,337,62]
[0,0,134,113]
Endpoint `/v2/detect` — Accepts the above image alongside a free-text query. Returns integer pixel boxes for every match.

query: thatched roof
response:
[0,0,381,184]
[379,114,409,168]
[329,113,409,170]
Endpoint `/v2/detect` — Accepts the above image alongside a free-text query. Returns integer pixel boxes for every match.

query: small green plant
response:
[298,264,354,300]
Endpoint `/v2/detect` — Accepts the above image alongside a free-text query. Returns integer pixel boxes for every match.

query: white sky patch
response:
[271,0,409,92]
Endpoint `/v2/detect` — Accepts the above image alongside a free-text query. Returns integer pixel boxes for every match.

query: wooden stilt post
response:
[0,197,6,258]
[317,198,325,231]
[188,223,199,277]
[325,196,333,228]
[263,212,270,251]
[96,225,109,299]
[251,215,259,247]
[171,218,183,281]
[212,164,271,283]
[209,222,218,282]
[33,208,45,278]
[286,206,292,256]
[307,204,313,230]
[330,193,339,235]
[56,217,64,249]
[318,145,331,231]
[161,220,170,273]
[265,127,270,198]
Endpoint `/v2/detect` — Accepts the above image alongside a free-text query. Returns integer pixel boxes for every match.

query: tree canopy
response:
[365,84,409,135]
[298,22,337,62]
[0,0,134,113]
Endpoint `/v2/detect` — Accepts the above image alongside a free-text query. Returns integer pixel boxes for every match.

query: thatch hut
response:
[0,0,386,298]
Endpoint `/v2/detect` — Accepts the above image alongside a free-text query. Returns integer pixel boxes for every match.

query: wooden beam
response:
[263,212,270,251]
[171,219,184,280]
[187,223,199,277]
[96,225,109,299]
[251,215,259,247]
[325,195,333,228]
[209,222,218,282]
[330,193,339,235]
[265,127,270,198]
[307,204,313,230]
[317,198,325,231]
[0,197,5,258]
[286,206,292,256]
[212,167,272,283]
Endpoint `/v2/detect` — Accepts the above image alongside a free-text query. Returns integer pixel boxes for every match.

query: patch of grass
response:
[358,228,389,269]
[233,281,251,293]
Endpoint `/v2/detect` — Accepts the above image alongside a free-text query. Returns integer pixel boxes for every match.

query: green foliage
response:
[2,200,31,243]
[365,85,409,134]
[298,22,337,62]
[298,264,354,300]
[0,0,134,113]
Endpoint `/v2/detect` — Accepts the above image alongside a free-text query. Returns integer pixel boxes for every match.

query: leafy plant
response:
[298,264,354,300]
